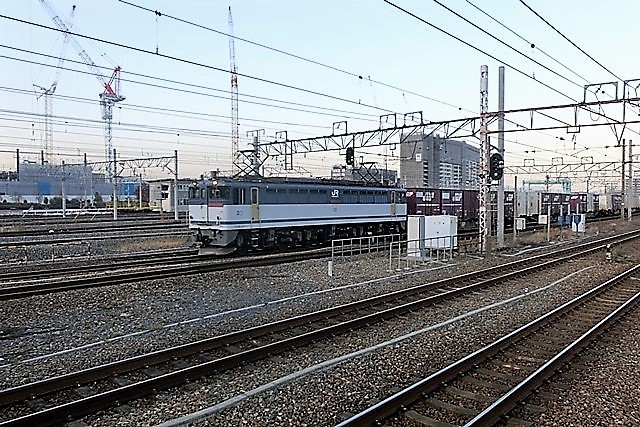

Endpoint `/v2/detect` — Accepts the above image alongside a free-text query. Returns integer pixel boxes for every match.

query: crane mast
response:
[38,0,125,177]
[33,4,75,164]
[228,6,239,174]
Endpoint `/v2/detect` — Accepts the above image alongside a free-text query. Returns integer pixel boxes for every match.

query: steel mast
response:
[229,6,240,174]
[33,4,75,164]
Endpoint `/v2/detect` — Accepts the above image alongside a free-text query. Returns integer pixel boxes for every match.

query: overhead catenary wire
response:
[0,14,394,114]
[430,0,585,90]
[0,86,334,132]
[0,6,624,171]
[2,15,584,154]
[0,45,381,121]
[463,0,591,84]
[382,0,639,150]
[117,0,469,113]
[517,0,623,82]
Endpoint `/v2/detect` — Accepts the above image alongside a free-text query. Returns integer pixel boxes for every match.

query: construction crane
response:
[228,6,239,174]
[39,0,125,177]
[33,4,75,164]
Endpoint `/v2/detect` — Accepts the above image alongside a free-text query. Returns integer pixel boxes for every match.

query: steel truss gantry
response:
[48,152,179,220]
[232,81,640,253]
[244,94,640,162]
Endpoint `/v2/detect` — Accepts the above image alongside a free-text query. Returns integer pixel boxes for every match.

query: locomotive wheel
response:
[236,232,247,248]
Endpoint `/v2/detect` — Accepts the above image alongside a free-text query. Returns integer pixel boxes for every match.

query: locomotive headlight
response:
[211,180,218,186]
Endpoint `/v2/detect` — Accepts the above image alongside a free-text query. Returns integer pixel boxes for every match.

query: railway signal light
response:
[346,147,355,165]
[489,152,504,181]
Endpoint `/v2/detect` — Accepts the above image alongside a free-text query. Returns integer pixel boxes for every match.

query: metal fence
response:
[328,233,466,277]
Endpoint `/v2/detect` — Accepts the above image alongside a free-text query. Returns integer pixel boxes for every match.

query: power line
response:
[464,0,591,84]
[0,14,393,114]
[430,0,584,90]
[2,7,613,167]
[0,86,332,132]
[117,0,470,113]
[382,0,638,147]
[381,0,578,103]
[1,15,580,156]
[517,0,623,81]
[0,47,381,121]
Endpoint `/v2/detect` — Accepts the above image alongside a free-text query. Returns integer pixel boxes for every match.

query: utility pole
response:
[621,139,626,220]
[479,65,491,254]
[112,148,118,220]
[497,66,505,248]
[629,140,633,220]
[174,150,179,221]
[246,129,264,176]
[513,175,518,243]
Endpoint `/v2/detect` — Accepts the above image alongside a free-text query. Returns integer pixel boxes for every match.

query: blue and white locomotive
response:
[188,177,406,250]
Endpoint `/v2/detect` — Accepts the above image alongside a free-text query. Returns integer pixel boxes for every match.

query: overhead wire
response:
[2,13,579,155]
[2,5,620,171]
[430,0,585,90]
[0,47,381,122]
[463,0,591,84]
[383,0,634,155]
[0,86,333,132]
[0,14,393,114]
[517,0,623,81]
[117,0,468,113]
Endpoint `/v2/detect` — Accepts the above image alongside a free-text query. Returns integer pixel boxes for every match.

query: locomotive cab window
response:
[208,187,230,200]
[188,186,200,199]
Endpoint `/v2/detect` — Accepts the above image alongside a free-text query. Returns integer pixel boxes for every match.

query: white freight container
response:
[516,190,541,217]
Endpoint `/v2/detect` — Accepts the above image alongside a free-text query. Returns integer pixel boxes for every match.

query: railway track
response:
[0,248,200,281]
[0,221,187,241]
[0,247,332,300]
[338,263,640,426]
[0,230,638,426]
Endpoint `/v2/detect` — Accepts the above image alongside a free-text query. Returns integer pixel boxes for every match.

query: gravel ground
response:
[0,218,638,426]
[510,298,640,426]
[0,233,193,265]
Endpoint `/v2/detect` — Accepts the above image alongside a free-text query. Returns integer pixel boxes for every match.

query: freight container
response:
[516,190,540,217]
[462,190,479,222]
[441,190,463,218]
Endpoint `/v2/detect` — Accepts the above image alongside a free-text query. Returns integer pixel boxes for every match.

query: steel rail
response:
[0,224,187,243]
[337,264,640,427]
[0,247,331,300]
[0,234,604,404]
[0,249,200,281]
[1,232,638,425]
[466,285,640,425]
[3,228,638,301]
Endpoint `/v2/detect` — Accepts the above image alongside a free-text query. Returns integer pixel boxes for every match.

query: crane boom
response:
[38,0,123,101]
[38,0,125,175]
[33,3,75,164]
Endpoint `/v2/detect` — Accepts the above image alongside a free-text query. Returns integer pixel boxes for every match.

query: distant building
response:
[0,163,151,206]
[330,164,397,185]
[0,163,111,204]
[400,133,480,189]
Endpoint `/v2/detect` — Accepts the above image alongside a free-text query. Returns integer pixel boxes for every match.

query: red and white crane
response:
[228,6,239,174]
[33,3,75,164]
[39,0,125,176]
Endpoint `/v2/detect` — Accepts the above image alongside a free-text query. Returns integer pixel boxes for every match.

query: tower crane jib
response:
[38,0,125,175]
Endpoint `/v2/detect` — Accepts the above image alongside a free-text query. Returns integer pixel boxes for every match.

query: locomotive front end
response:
[188,180,236,247]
